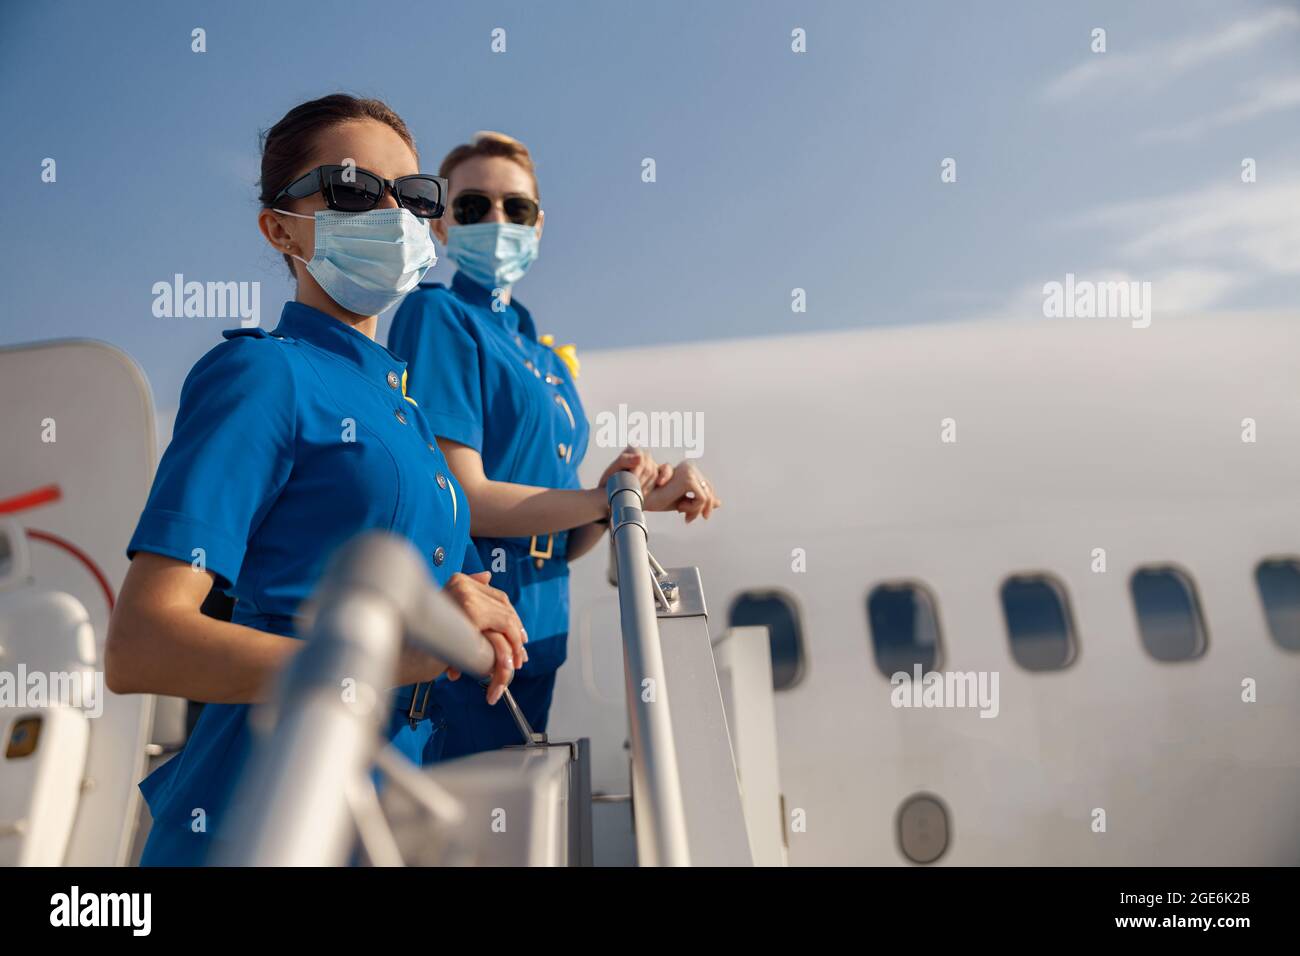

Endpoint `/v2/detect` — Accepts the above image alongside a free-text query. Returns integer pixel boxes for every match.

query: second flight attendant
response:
[389,132,722,756]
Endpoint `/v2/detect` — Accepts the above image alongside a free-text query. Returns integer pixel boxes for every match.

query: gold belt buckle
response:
[529,534,553,560]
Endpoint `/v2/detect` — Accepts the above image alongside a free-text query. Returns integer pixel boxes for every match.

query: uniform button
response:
[557,442,568,458]
[433,547,446,566]
[386,370,400,389]
[523,359,533,370]
[545,374,559,385]
[436,472,448,489]
[427,442,435,451]
[514,335,523,346]
[394,409,407,425]
[534,558,545,570]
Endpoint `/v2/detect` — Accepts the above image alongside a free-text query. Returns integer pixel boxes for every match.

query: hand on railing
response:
[441,571,528,705]
[643,461,721,523]
[302,532,504,688]
[597,445,675,497]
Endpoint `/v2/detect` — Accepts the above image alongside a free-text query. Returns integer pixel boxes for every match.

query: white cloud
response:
[973,176,1299,323]
[974,268,1242,324]
[1144,268,1244,313]
[1073,176,1300,275]
[1141,75,1300,143]
[1041,8,1300,102]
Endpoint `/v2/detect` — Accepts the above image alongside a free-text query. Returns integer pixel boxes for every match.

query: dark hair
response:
[258,94,418,275]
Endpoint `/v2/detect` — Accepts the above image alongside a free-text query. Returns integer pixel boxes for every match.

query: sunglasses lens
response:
[396,178,444,219]
[452,193,491,225]
[327,169,384,211]
[503,197,540,226]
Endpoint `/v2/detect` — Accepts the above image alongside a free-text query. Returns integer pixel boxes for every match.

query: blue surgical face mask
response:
[445,222,539,292]
[274,207,437,316]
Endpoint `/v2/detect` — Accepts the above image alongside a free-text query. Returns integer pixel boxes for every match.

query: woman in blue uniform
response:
[104,95,527,866]
[388,132,721,757]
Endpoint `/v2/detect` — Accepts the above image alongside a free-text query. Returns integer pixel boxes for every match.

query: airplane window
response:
[1000,574,1077,671]
[728,590,805,690]
[866,582,942,678]
[1255,557,1300,652]
[1130,566,1208,661]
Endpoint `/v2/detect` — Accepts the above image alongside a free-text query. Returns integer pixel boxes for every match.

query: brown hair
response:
[438,130,539,198]
[258,94,418,274]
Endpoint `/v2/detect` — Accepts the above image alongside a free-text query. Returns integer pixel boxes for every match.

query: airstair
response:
[220,472,786,865]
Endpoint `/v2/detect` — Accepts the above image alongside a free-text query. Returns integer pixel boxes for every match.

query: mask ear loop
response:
[272,208,313,266]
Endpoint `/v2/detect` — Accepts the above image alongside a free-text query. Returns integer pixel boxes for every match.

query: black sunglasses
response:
[452,191,540,227]
[274,164,448,219]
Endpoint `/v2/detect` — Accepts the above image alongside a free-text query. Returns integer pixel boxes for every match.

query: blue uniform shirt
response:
[388,271,590,674]
[127,301,479,865]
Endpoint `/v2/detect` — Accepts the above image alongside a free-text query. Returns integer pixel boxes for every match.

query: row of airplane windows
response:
[728,558,1300,690]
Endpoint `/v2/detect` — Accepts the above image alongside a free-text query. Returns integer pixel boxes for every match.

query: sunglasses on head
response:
[451,191,540,227]
[274,164,448,219]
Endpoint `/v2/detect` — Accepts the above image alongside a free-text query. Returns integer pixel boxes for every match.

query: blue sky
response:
[2,0,1297,414]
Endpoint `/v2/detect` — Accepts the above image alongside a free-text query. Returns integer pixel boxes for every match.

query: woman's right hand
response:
[596,445,673,497]
[442,571,528,705]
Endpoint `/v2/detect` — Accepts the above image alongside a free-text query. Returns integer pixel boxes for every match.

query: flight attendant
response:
[388,132,721,757]
[105,95,526,866]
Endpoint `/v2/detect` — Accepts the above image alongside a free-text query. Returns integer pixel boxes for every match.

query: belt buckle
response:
[529,534,554,561]
[407,681,434,729]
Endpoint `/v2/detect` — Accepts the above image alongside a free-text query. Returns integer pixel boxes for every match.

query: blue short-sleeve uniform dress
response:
[127,301,480,866]
[388,271,590,756]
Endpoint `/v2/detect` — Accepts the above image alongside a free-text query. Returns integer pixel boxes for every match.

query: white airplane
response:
[552,309,1300,865]
[2,309,1297,865]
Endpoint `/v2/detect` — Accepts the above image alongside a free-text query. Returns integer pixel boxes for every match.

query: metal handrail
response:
[606,472,691,866]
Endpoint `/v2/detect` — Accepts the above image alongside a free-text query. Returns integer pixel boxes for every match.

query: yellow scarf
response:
[400,369,419,406]
[538,334,580,379]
